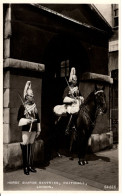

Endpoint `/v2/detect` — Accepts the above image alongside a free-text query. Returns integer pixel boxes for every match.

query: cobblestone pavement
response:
[3,147,118,191]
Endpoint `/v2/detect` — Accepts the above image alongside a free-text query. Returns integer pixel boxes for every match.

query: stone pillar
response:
[4,4,11,59]
[3,71,11,144]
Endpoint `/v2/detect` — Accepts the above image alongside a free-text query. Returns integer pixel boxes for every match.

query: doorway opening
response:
[41,34,90,156]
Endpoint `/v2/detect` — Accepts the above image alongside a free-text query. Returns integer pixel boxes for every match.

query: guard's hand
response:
[27,119,32,124]
[80,96,84,102]
[32,119,37,123]
[27,119,37,124]
[36,131,41,138]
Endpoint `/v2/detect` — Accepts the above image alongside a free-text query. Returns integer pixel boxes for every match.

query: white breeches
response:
[54,97,84,116]
[66,104,80,114]
[53,104,80,116]
[21,131,36,145]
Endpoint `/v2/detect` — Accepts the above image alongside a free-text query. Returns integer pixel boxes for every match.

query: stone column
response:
[4,4,11,59]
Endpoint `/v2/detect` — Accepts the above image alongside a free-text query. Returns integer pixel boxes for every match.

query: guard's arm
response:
[63,96,75,103]
[17,105,33,126]
[18,118,32,126]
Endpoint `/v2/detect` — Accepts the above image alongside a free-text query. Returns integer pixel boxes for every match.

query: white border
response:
[0,1,123,196]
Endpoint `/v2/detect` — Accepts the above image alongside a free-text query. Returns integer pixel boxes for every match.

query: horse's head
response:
[94,85,107,115]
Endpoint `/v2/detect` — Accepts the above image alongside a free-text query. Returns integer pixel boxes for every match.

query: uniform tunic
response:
[17,105,40,132]
[63,86,79,100]
[54,85,83,116]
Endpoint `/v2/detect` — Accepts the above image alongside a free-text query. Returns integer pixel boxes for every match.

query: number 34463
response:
[104,185,117,190]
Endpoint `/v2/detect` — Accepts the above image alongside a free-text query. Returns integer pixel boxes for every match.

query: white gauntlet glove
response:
[18,118,37,126]
[63,96,74,103]
[18,118,32,126]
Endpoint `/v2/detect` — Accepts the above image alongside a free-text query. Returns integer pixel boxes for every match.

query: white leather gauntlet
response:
[18,118,30,126]
[63,96,74,103]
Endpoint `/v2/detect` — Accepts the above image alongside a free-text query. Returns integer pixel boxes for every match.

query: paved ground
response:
[3,146,118,191]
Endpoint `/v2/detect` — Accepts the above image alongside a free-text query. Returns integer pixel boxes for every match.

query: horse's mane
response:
[81,91,95,107]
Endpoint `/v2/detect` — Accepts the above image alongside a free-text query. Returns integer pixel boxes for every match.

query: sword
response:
[18,92,33,132]
[65,77,76,100]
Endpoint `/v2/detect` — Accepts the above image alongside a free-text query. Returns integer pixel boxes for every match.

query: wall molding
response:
[3,58,45,72]
[80,72,113,84]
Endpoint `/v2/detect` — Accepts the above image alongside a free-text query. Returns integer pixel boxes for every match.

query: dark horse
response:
[76,85,107,166]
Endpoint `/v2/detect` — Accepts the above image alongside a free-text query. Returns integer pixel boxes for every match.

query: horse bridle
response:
[94,90,104,95]
[94,89,106,115]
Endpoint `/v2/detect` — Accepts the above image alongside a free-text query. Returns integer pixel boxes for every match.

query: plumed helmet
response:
[69,67,77,83]
[23,81,33,99]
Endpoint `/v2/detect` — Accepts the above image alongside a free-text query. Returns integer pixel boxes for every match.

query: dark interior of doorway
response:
[41,34,90,159]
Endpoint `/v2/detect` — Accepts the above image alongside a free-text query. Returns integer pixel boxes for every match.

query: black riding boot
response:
[20,144,29,175]
[65,114,73,135]
[28,144,37,173]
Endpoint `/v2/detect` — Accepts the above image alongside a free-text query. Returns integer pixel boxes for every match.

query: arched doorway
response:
[41,33,90,136]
